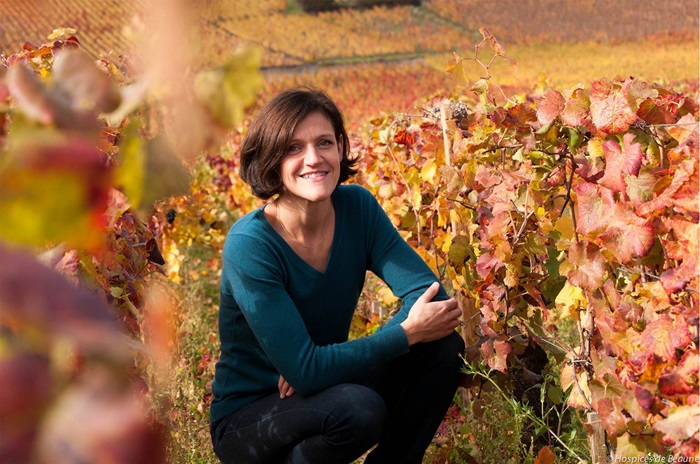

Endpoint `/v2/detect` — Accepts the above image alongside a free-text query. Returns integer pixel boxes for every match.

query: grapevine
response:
[358,30,699,459]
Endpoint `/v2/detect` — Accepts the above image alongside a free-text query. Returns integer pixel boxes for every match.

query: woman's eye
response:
[319,140,333,147]
[287,144,300,153]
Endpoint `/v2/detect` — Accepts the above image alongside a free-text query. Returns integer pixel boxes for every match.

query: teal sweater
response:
[210,184,448,423]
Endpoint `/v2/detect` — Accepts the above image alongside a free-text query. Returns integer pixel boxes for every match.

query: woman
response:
[210,87,465,464]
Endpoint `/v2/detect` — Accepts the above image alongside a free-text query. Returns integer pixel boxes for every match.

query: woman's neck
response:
[272,197,334,249]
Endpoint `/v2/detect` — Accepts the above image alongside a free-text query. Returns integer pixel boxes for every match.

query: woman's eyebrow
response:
[289,133,335,141]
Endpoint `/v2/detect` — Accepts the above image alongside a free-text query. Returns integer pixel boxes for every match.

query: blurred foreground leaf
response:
[0,244,127,357]
[194,46,263,128]
[0,134,112,250]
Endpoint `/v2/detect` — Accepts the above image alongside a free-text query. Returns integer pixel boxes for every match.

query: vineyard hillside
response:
[2,0,698,67]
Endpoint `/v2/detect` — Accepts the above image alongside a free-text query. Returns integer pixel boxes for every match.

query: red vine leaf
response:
[475,252,503,278]
[658,350,699,399]
[636,159,696,218]
[566,241,607,291]
[479,339,511,374]
[560,85,592,129]
[599,133,644,193]
[0,245,126,357]
[653,405,700,447]
[640,315,692,363]
[574,182,654,262]
[536,90,565,127]
[637,98,676,125]
[590,78,639,134]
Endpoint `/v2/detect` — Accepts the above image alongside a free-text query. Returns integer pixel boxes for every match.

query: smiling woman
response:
[209,87,466,464]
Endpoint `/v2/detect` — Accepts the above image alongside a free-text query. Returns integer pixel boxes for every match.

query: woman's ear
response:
[338,135,344,159]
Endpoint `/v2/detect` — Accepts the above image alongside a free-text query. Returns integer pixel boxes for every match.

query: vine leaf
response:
[561,85,594,132]
[574,183,654,263]
[658,349,698,398]
[653,405,700,446]
[637,98,676,125]
[641,315,692,362]
[560,352,591,409]
[0,135,111,250]
[193,46,263,128]
[589,78,639,134]
[445,52,469,85]
[52,49,122,114]
[598,133,643,193]
[0,245,127,357]
[448,235,471,272]
[536,90,565,127]
[564,241,607,291]
[479,339,511,373]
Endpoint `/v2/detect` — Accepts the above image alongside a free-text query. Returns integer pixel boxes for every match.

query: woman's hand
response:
[278,376,295,399]
[400,282,461,346]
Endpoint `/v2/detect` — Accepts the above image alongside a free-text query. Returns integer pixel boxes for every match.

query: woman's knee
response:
[443,331,466,358]
[329,384,386,443]
[427,331,466,365]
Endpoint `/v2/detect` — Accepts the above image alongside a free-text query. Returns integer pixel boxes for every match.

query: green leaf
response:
[448,235,471,272]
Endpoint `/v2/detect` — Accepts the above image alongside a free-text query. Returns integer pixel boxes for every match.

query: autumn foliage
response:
[354,37,699,458]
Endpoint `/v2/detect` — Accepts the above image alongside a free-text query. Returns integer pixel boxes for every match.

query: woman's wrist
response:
[400,320,418,346]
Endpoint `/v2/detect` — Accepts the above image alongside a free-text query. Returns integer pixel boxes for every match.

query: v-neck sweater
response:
[210,184,448,423]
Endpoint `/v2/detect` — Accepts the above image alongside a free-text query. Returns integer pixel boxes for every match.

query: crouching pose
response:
[210,87,465,464]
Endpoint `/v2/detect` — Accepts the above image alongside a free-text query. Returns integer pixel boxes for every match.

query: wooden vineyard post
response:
[586,412,606,464]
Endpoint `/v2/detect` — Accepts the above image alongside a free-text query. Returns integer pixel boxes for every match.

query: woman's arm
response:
[359,187,461,343]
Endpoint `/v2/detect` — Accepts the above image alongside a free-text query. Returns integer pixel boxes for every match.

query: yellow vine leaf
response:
[434,231,452,253]
[194,46,263,128]
[377,287,399,306]
[47,28,77,40]
[114,121,145,209]
[445,52,469,85]
[560,351,591,409]
[554,213,575,248]
[420,159,438,184]
[0,134,110,250]
[587,137,605,159]
[555,282,587,320]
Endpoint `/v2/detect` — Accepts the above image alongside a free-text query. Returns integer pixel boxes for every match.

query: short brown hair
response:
[239,87,358,199]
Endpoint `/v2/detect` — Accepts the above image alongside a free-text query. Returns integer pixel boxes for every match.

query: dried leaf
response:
[534,446,556,464]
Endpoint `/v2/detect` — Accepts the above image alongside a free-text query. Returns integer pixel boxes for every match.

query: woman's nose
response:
[304,145,322,164]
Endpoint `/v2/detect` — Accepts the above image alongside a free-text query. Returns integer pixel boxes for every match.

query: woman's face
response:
[278,110,342,204]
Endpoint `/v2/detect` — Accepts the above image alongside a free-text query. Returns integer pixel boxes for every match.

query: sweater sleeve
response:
[222,231,409,396]
[359,187,450,327]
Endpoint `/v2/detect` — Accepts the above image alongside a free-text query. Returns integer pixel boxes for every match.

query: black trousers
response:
[211,331,465,464]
